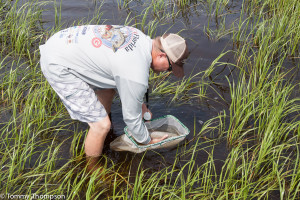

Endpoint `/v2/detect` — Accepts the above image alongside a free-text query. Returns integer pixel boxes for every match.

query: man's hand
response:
[149,134,168,144]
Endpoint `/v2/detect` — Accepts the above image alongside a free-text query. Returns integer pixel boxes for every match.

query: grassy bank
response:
[0,0,299,199]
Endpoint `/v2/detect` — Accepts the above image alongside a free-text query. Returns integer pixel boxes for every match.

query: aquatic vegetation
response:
[0,0,299,199]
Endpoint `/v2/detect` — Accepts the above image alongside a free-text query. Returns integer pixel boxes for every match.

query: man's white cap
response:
[160,33,189,77]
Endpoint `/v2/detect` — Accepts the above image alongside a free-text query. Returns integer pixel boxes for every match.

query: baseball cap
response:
[160,33,189,78]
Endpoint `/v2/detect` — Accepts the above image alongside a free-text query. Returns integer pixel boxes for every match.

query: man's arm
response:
[115,76,151,144]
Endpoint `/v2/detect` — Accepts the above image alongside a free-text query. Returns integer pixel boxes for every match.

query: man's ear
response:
[159,51,166,58]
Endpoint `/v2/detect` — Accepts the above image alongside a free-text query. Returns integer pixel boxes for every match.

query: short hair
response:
[153,36,162,51]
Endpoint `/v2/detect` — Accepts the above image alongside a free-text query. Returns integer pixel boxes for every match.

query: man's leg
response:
[85,116,111,157]
[94,89,116,114]
[85,89,116,157]
[40,60,114,170]
[84,89,116,172]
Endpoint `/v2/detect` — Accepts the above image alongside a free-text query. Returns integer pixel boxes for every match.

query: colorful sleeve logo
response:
[92,37,102,48]
[92,25,139,53]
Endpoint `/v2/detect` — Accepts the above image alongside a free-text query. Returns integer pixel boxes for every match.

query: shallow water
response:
[29,0,238,170]
[7,1,298,194]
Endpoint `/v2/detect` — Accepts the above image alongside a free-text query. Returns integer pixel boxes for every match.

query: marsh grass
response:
[0,0,299,199]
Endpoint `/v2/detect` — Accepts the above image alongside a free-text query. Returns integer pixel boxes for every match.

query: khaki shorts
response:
[40,60,107,123]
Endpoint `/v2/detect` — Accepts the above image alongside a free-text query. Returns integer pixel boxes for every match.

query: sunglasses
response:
[159,49,172,72]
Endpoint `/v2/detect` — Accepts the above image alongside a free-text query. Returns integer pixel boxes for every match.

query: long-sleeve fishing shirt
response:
[39,25,152,144]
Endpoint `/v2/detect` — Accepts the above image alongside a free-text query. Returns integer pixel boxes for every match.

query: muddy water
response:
[37,0,242,174]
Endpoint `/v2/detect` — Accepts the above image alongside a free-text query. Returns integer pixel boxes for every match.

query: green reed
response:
[0,0,45,58]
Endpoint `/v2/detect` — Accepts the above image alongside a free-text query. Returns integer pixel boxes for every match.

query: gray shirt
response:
[40,25,152,144]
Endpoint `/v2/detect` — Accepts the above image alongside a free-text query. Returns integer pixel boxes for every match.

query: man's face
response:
[151,52,171,73]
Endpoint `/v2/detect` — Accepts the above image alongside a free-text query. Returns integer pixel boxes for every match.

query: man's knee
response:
[88,116,111,134]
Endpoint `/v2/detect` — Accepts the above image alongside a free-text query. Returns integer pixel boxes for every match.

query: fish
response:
[149,131,179,139]
[112,30,125,52]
